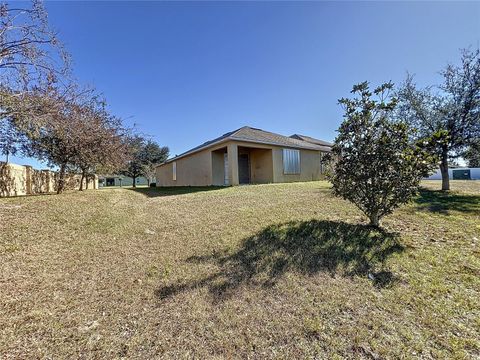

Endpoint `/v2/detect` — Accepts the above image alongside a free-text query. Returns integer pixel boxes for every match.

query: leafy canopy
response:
[396,48,480,190]
[464,139,480,167]
[122,136,169,186]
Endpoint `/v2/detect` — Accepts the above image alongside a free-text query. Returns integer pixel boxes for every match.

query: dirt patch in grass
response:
[1,181,479,358]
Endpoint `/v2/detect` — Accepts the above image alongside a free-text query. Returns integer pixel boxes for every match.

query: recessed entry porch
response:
[211,144,273,185]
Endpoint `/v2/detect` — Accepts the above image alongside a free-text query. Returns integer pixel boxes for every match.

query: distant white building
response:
[426,168,480,180]
[98,175,153,187]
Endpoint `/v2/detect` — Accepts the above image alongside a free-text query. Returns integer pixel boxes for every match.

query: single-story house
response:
[155,126,332,187]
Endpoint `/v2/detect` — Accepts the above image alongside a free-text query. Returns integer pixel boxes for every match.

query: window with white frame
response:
[283,149,300,174]
[172,161,177,181]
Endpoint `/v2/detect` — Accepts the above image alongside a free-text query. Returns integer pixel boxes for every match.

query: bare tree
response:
[0,0,70,88]
[0,0,70,160]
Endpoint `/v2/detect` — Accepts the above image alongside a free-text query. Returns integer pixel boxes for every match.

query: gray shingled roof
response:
[290,134,333,151]
[160,126,331,165]
[230,127,328,150]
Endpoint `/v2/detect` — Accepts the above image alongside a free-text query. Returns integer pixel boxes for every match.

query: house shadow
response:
[127,186,225,198]
[414,188,480,215]
[156,220,404,303]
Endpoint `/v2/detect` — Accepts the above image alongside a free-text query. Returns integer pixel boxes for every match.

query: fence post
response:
[25,165,33,195]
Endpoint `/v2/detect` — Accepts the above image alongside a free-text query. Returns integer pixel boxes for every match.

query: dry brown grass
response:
[1,180,479,358]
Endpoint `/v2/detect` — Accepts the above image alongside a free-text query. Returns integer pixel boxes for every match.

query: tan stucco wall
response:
[0,162,98,197]
[211,149,226,186]
[156,148,213,187]
[155,139,325,187]
[248,148,273,183]
[272,148,322,183]
[0,163,28,196]
[31,169,52,193]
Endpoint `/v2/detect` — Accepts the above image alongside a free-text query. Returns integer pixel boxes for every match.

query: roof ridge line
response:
[227,125,251,138]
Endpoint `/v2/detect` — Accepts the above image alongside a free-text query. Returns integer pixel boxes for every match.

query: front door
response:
[238,154,250,184]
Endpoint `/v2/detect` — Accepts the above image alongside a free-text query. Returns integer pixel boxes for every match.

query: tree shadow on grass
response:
[156,220,404,302]
[127,186,225,198]
[414,188,480,215]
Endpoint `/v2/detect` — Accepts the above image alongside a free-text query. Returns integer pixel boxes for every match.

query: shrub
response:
[329,82,437,227]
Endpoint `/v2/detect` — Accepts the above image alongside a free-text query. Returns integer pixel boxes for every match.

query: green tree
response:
[464,139,480,167]
[70,96,129,191]
[330,82,437,227]
[140,140,169,185]
[122,136,168,187]
[397,48,480,190]
[0,119,23,162]
[122,135,145,188]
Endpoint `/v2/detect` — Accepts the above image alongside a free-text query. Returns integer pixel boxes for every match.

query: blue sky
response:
[10,1,480,167]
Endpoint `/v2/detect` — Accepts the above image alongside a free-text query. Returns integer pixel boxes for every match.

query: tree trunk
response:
[440,147,450,191]
[79,171,85,191]
[369,212,380,227]
[132,176,136,188]
[57,163,66,194]
[85,175,89,190]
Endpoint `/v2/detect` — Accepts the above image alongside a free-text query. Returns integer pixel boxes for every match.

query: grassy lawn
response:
[1,181,479,358]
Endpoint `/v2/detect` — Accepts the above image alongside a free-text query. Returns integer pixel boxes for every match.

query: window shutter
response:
[282,149,300,174]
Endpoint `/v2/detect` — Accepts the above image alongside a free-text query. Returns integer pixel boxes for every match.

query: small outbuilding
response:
[426,167,480,180]
[156,126,332,187]
[98,175,151,187]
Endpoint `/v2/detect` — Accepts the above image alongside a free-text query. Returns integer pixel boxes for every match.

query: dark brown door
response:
[238,154,250,184]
